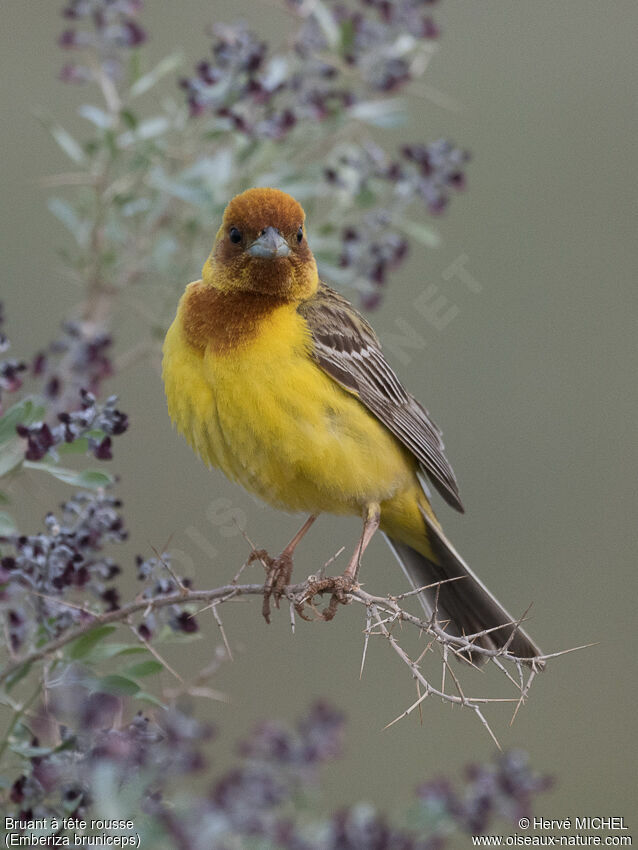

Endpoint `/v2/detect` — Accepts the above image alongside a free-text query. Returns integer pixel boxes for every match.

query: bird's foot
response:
[251,549,295,624]
[295,574,357,622]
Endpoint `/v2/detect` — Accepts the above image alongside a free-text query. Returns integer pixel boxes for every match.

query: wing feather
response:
[298,283,464,512]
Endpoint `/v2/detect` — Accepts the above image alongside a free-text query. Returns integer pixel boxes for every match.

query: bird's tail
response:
[384,508,544,668]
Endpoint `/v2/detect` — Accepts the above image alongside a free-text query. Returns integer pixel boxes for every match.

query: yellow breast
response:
[162,285,416,515]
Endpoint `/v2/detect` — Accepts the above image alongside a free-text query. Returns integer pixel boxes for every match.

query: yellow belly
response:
[162,296,417,516]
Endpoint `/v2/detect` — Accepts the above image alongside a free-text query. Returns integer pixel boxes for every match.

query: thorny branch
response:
[0,559,587,746]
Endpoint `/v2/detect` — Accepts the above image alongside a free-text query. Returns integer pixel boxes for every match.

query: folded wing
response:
[298,283,464,512]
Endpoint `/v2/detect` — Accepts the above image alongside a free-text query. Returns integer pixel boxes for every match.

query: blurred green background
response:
[2,0,636,826]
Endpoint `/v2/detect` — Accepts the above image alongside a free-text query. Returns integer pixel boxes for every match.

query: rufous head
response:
[202,188,319,301]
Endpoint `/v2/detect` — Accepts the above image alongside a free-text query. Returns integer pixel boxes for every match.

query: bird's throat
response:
[181,282,290,355]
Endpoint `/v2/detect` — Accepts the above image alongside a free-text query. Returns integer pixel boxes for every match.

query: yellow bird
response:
[163,187,542,664]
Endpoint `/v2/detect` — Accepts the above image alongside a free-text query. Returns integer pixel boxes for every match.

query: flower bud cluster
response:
[59,0,146,83]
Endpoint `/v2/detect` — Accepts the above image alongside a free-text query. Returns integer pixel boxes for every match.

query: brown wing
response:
[298,283,464,512]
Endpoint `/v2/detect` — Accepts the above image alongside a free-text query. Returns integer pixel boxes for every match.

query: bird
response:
[162,186,543,666]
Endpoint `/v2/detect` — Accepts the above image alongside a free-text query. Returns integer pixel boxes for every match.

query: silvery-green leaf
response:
[129,52,183,99]
[311,0,340,47]
[0,399,45,444]
[276,181,318,201]
[179,151,233,186]
[396,217,440,247]
[148,168,210,206]
[0,439,24,479]
[88,644,148,662]
[24,461,113,489]
[67,625,118,660]
[136,692,166,708]
[78,104,113,129]
[124,659,163,678]
[118,116,170,147]
[39,115,87,163]
[48,198,90,247]
[121,198,152,217]
[3,661,33,693]
[93,675,140,696]
[349,99,406,128]
[0,510,17,536]
[261,56,289,90]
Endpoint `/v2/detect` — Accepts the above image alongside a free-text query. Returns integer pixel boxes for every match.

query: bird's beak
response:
[248,226,290,259]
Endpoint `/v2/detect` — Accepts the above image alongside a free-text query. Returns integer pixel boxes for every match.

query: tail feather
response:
[384,511,544,668]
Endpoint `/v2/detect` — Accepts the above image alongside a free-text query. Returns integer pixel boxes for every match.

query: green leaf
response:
[355,186,377,208]
[0,398,46,445]
[0,439,24,479]
[123,660,163,678]
[0,491,10,505]
[0,510,17,536]
[67,625,117,660]
[129,52,183,99]
[120,108,138,130]
[56,437,89,455]
[88,643,148,662]
[2,660,33,693]
[9,741,62,758]
[136,691,166,708]
[340,19,356,54]
[48,198,89,247]
[94,675,140,696]
[23,462,114,489]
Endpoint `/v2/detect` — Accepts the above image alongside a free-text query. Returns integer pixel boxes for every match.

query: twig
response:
[0,570,587,744]
[127,621,184,684]
[359,606,372,680]
[210,604,233,662]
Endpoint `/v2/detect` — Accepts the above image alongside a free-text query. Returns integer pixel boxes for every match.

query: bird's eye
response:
[297,226,303,243]
[229,227,242,244]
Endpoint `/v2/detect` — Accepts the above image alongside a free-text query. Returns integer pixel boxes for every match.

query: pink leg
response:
[343,504,381,582]
[297,504,381,622]
[262,515,317,622]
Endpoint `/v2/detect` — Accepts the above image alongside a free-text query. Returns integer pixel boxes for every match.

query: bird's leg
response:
[299,503,380,622]
[343,503,381,584]
[261,514,317,623]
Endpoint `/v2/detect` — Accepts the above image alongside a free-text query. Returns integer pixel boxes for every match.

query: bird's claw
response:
[253,550,294,624]
[295,574,357,622]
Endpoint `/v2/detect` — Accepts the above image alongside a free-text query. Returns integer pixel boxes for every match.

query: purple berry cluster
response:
[325,139,469,217]
[0,496,202,661]
[295,0,440,92]
[134,552,197,640]
[417,752,553,837]
[16,390,128,462]
[180,23,353,139]
[33,322,115,408]
[1,491,126,651]
[59,0,146,83]
[339,214,410,309]
[0,304,27,416]
[324,140,468,303]
[180,0,441,139]
[5,696,550,847]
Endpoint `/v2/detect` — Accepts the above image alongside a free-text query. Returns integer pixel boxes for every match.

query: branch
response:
[1,572,587,743]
